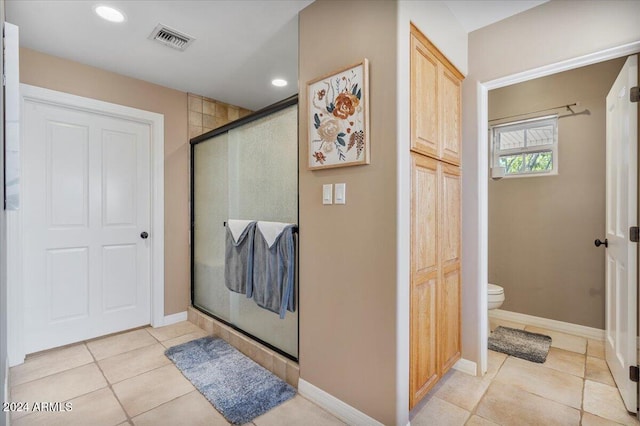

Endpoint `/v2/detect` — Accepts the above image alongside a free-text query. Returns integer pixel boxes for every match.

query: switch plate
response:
[323,184,333,205]
[335,183,346,204]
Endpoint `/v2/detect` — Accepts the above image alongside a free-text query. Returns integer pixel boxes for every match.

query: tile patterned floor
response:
[8,322,344,426]
[8,319,640,425]
[411,318,640,426]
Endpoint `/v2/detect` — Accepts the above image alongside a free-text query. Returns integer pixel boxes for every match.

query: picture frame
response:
[307,59,370,170]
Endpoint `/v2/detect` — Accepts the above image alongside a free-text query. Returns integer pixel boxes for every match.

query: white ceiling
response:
[6,0,547,111]
[7,0,312,110]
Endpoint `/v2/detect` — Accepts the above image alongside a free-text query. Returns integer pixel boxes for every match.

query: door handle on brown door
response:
[594,238,608,248]
[141,232,149,239]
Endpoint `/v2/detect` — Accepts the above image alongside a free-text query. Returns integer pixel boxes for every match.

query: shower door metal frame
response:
[189,94,299,362]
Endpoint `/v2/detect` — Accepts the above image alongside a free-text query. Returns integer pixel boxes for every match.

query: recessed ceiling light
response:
[94,5,126,23]
[271,78,287,87]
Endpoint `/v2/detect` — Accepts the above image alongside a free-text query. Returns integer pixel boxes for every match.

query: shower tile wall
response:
[188,93,252,139]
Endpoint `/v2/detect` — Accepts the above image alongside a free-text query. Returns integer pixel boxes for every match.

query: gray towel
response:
[224,221,256,295]
[249,224,296,319]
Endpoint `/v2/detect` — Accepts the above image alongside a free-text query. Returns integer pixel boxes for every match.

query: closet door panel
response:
[438,163,461,374]
[440,163,461,266]
[439,264,461,373]
[410,153,439,408]
[411,276,438,407]
[411,154,438,280]
[441,68,462,165]
[411,35,439,159]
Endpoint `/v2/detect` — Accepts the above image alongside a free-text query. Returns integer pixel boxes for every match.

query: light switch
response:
[323,184,333,205]
[335,183,346,204]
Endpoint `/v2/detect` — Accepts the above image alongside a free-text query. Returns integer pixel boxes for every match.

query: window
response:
[491,115,558,177]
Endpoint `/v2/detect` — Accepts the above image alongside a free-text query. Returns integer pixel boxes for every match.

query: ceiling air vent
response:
[149,24,195,51]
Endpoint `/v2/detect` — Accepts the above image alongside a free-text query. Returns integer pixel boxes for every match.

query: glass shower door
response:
[192,102,298,359]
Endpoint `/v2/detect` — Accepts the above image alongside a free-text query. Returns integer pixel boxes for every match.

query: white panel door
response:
[605,54,638,413]
[22,100,151,354]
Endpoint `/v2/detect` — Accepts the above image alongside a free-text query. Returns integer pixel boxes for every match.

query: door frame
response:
[477,41,640,375]
[8,84,165,365]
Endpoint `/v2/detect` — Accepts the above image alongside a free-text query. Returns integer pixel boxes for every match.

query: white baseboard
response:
[298,378,383,426]
[161,311,187,327]
[452,358,477,376]
[489,309,605,341]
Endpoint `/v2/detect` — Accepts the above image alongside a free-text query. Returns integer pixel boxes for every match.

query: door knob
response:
[594,238,608,248]
[140,232,149,239]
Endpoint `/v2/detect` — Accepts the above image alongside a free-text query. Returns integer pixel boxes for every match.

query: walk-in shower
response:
[190,96,298,360]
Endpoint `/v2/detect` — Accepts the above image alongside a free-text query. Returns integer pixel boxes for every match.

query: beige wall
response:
[469,1,640,82]
[462,0,640,368]
[488,58,625,329]
[19,48,189,316]
[299,1,398,424]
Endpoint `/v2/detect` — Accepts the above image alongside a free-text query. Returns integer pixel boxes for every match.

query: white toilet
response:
[488,283,505,333]
[488,283,505,310]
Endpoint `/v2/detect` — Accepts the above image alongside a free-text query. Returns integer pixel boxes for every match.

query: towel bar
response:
[223,221,298,233]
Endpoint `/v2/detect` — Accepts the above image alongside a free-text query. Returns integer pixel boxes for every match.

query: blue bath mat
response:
[165,336,296,424]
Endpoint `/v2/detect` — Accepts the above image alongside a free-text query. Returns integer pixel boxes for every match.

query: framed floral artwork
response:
[307,59,370,170]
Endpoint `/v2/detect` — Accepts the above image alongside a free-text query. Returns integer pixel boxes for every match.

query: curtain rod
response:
[489,102,578,123]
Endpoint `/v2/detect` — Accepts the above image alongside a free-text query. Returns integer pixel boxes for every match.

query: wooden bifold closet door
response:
[409,23,463,409]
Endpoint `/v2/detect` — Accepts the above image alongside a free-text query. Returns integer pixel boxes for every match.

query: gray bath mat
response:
[165,336,296,424]
[488,326,552,363]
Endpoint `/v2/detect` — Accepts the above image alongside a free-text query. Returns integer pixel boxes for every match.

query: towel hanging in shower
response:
[250,222,296,319]
[224,220,257,296]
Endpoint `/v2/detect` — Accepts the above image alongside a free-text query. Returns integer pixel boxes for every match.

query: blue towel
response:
[224,220,256,296]
[249,222,296,319]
